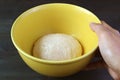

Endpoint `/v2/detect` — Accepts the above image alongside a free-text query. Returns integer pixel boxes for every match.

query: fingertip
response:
[90,22,95,27]
[89,22,99,32]
[90,22,96,27]
[90,22,101,27]
[89,22,106,36]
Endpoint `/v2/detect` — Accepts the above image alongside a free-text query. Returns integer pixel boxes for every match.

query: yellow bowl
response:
[11,3,100,77]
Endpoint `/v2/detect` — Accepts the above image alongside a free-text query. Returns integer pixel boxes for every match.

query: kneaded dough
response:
[33,33,82,61]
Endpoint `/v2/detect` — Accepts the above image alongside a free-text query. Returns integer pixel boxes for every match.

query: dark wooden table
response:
[1,0,120,80]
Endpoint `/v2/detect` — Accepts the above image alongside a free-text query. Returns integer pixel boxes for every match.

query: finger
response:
[90,22,109,37]
[102,21,119,34]
[108,68,120,80]
[83,60,107,71]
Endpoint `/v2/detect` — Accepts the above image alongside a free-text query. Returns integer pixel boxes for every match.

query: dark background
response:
[1,0,120,80]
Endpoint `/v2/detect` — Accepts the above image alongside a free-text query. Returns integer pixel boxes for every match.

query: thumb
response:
[90,22,107,37]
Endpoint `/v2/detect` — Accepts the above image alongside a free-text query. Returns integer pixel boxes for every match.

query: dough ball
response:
[33,33,82,61]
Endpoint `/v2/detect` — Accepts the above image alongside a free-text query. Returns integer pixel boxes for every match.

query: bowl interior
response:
[11,3,100,62]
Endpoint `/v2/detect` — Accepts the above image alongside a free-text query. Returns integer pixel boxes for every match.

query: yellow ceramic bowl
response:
[11,3,100,77]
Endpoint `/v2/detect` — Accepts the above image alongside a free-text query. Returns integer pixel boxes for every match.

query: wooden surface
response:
[1,0,120,80]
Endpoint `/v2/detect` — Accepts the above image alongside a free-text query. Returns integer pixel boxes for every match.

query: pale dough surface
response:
[33,33,82,61]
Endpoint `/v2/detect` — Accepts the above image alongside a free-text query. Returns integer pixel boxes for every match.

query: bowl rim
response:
[11,3,100,65]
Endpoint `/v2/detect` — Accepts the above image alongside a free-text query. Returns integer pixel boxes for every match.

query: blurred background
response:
[1,0,120,80]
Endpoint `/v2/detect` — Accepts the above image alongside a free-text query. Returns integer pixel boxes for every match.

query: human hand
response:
[87,21,120,80]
